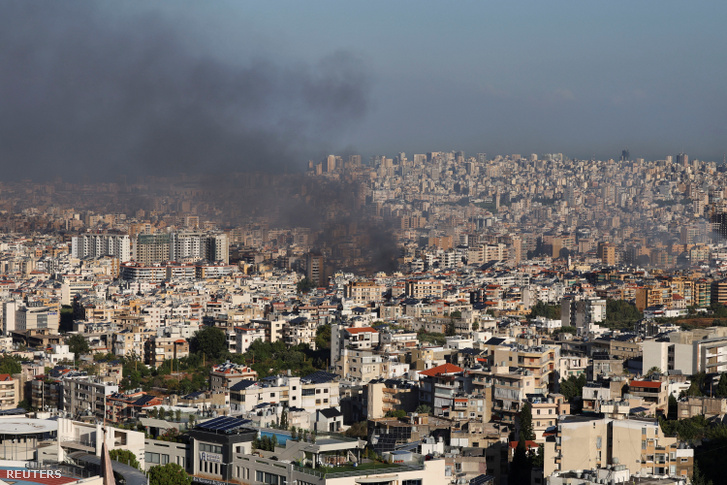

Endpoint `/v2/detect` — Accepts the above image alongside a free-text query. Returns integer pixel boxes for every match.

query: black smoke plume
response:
[0,2,370,181]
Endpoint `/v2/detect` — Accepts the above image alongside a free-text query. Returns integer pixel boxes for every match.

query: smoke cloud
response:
[0,2,370,181]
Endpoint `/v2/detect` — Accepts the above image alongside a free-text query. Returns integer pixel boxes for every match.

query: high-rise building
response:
[598,242,617,266]
[306,253,325,287]
[71,234,131,262]
[135,233,170,265]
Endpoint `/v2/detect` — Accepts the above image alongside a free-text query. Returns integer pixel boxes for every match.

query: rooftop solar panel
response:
[197,416,252,433]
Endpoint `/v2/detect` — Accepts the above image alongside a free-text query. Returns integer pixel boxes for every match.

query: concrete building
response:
[209,362,258,392]
[72,234,131,262]
[560,297,606,336]
[230,372,340,417]
[16,304,59,333]
[135,233,170,265]
[643,329,727,375]
[0,374,19,410]
[544,416,692,480]
[60,375,119,421]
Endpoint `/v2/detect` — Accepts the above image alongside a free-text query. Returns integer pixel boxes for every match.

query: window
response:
[199,443,223,454]
[161,454,169,465]
[145,452,160,464]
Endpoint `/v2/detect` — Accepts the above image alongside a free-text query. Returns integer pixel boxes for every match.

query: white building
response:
[72,234,131,262]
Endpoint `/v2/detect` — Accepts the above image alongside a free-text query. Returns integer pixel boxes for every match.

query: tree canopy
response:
[529,301,560,320]
[559,374,586,402]
[604,299,642,329]
[67,334,90,359]
[0,355,21,375]
[315,324,331,350]
[109,449,140,470]
[518,402,534,441]
[190,326,227,360]
[148,463,191,485]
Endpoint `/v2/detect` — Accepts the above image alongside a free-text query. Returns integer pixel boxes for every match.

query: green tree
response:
[685,372,708,397]
[109,449,140,470]
[554,326,577,336]
[188,414,196,428]
[60,305,75,332]
[344,421,368,439]
[531,444,544,469]
[67,334,90,359]
[710,301,727,319]
[385,409,407,418]
[509,435,531,485]
[559,374,587,402]
[529,301,560,320]
[519,402,534,441]
[297,277,315,294]
[415,404,432,414]
[667,394,678,420]
[0,355,22,375]
[691,461,714,485]
[175,409,182,422]
[715,373,727,398]
[291,426,297,440]
[315,324,331,350]
[280,407,289,430]
[646,366,662,376]
[148,463,191,485]
[604,299,642,329]
[190,326,227,360]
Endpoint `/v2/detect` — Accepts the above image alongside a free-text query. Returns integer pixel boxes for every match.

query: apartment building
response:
[230,371,339,416]
[0,374,19,410]
[544,416,693,480]
[344,281,385,305]
[418,363,470,416]
[406,279,444,299]
[209,362,258,392]
[60,375,119,421]
[143,336,190,368]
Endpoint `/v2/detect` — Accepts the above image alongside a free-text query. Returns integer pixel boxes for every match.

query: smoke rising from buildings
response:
[0,2,399,273]
[0,2,370,181]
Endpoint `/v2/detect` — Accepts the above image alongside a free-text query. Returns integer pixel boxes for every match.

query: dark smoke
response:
[0,2,370,181]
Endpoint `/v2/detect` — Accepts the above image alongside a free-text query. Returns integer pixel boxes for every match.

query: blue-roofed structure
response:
[196,415,253,434]
[301,370,338,384]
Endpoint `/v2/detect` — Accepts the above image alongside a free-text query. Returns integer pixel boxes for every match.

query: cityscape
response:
[1,3,727,485]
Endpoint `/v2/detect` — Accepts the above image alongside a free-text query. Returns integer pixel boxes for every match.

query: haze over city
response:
[3,4,727,485]
[2,1,727,181]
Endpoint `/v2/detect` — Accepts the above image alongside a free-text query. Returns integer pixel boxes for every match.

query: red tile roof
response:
[419,363,464,377]
[630,380,661,389]
[345,326,378,334]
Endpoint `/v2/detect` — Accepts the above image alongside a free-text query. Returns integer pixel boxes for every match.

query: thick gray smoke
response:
[0,2,370,181]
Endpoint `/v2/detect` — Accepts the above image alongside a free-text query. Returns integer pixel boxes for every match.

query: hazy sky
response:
[149,0,727,162]
[2,1,726,179]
